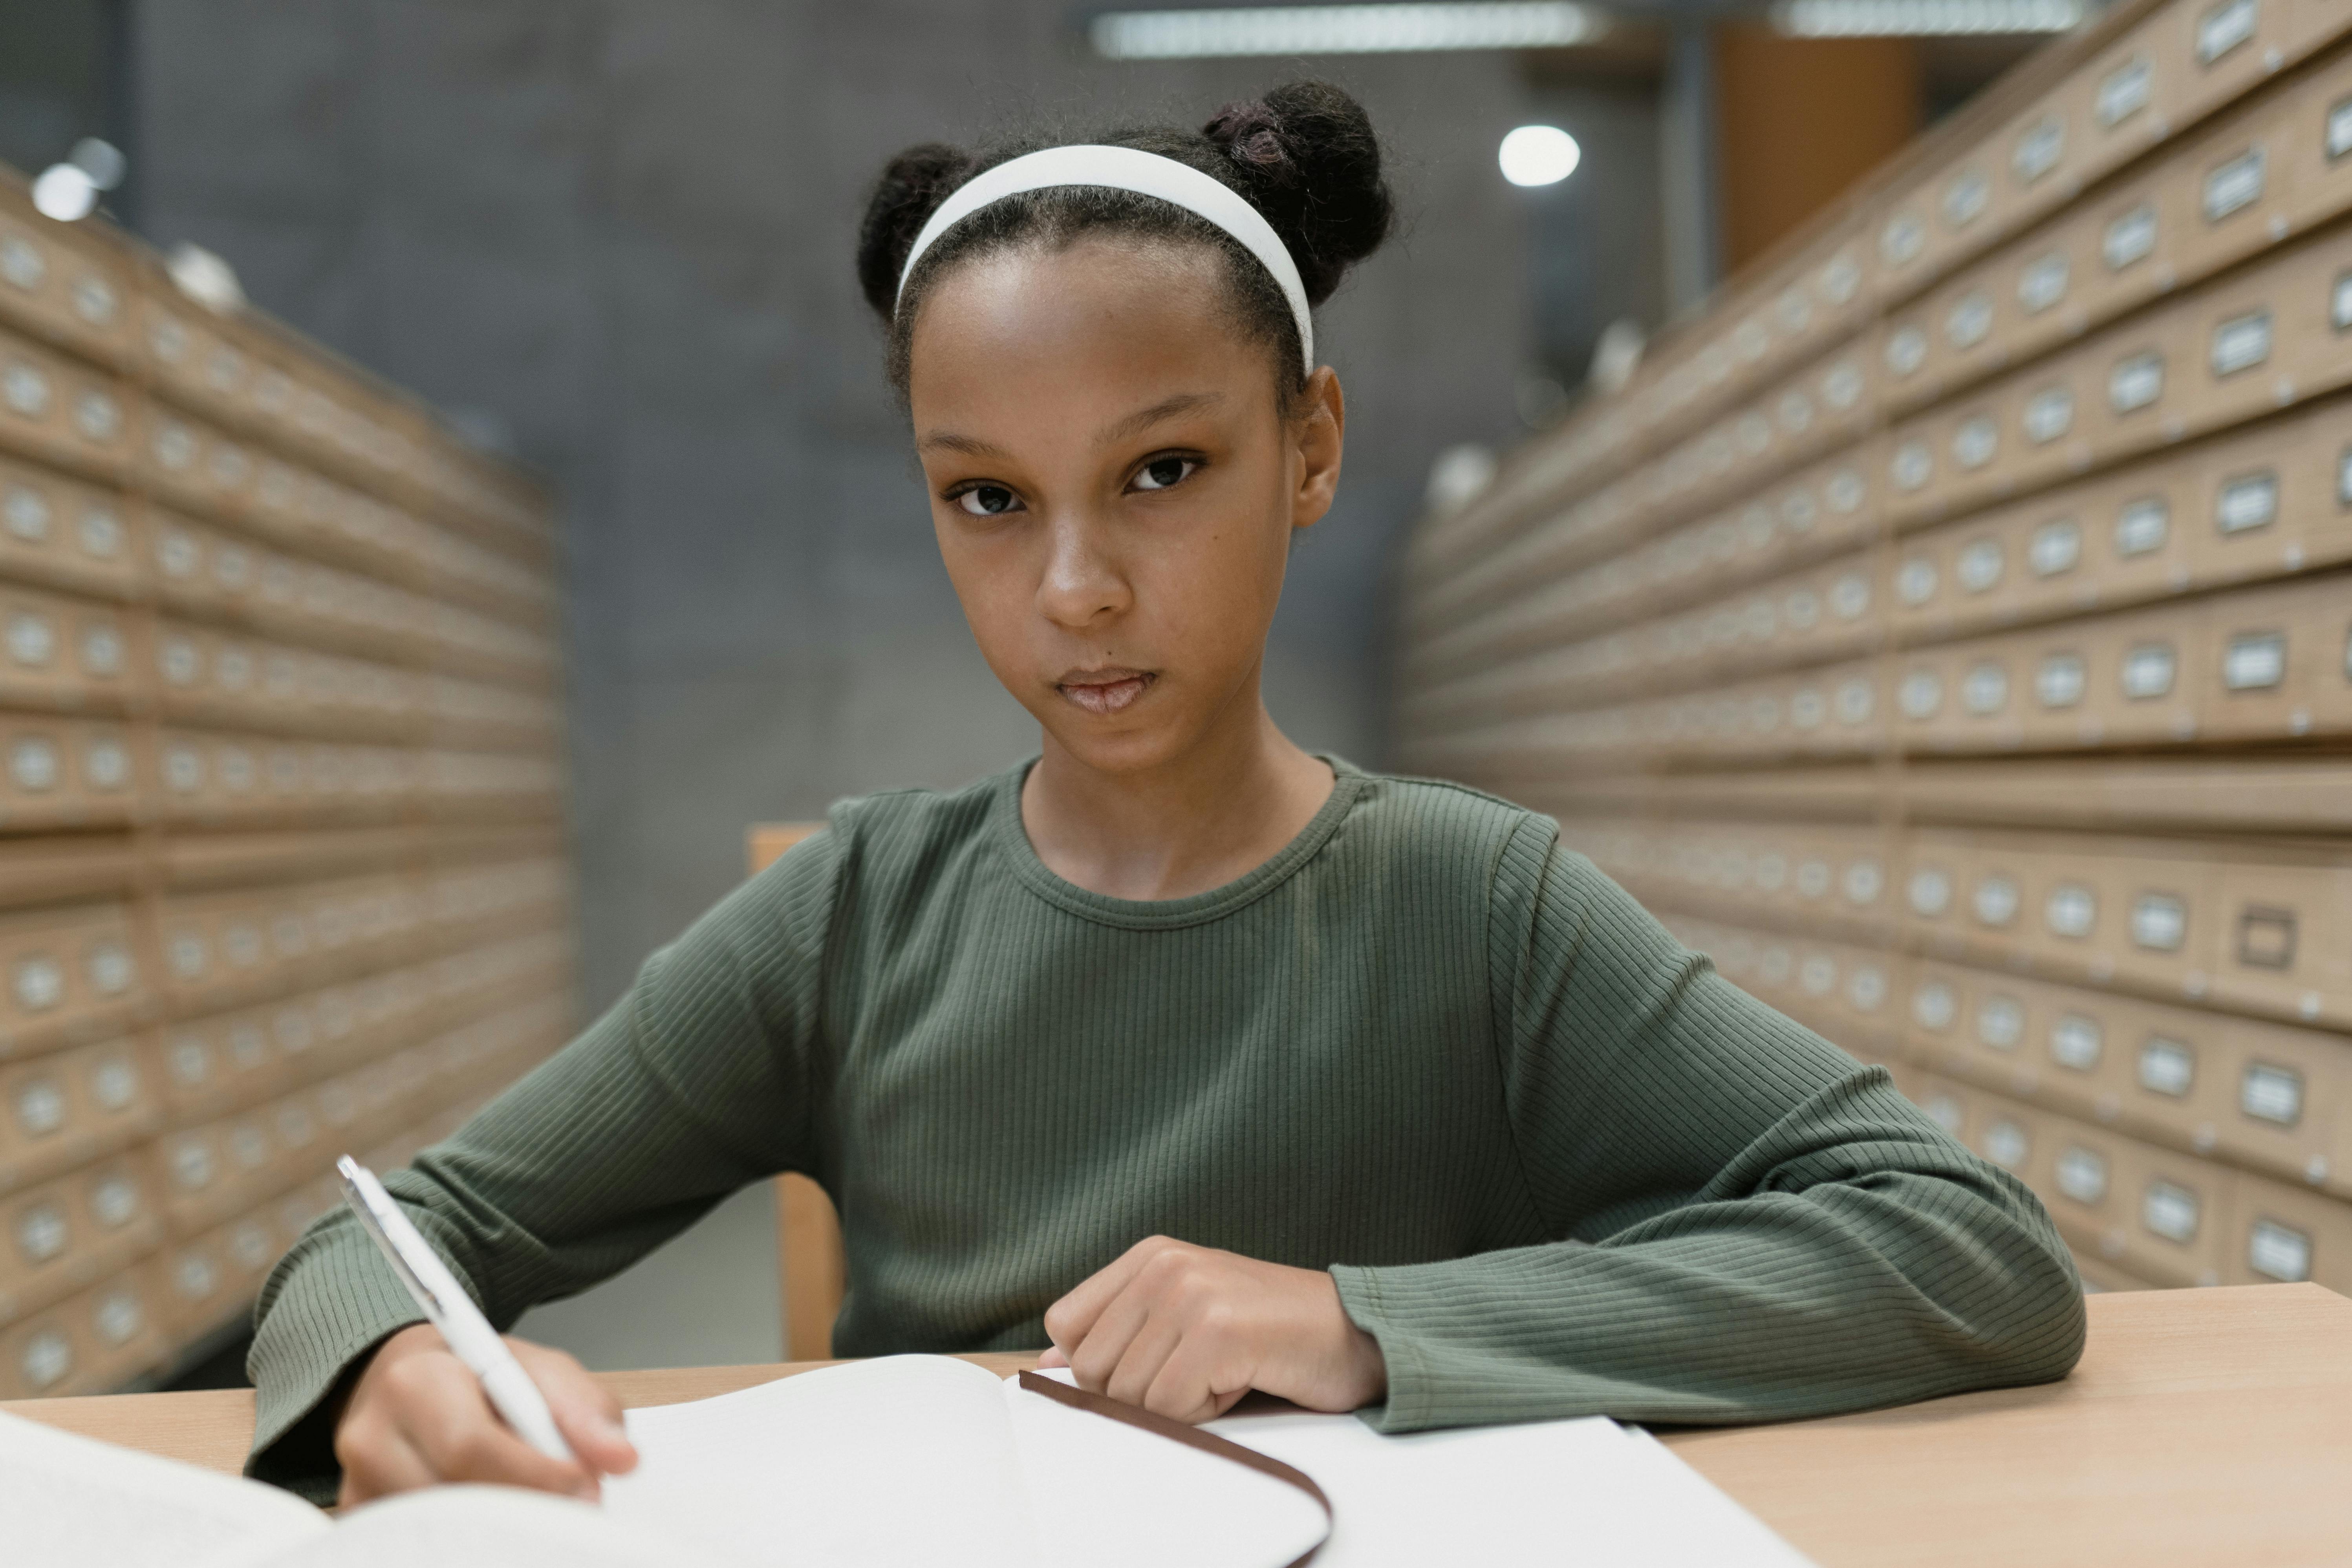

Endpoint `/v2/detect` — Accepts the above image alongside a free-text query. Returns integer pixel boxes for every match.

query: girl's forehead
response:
[909,240,1265,391]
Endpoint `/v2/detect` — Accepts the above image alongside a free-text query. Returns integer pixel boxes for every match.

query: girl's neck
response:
[1020,694,1336,902]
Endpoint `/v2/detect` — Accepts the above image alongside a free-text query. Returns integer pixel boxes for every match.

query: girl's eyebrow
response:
[1095,392,1222,446]
[918,392,1223,461]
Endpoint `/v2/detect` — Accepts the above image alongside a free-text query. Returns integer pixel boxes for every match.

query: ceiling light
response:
[31,164,98,222]
[1770,0,2085,36]
[1499,124,1581,186]
[1089,2,1608,59]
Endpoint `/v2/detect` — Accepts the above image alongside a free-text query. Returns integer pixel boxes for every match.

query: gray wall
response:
[133,0,1540,1015]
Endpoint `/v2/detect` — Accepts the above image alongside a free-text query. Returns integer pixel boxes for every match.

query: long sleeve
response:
[243,827,845,1498]
[1331,815,2086,1432]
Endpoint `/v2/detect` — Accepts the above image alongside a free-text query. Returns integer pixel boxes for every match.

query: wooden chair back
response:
[749,823,845,1360]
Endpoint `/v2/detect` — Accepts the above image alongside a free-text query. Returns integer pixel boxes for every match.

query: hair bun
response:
[1202,81,1391,307]
[857,142,975,316]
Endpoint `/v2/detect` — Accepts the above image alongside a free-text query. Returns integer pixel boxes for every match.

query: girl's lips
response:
[1057,670,1155,715]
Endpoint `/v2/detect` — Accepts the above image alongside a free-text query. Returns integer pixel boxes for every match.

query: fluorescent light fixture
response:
[1499,124,1581,186]
[1090,2,1607,59]
[1770,0,2085,35]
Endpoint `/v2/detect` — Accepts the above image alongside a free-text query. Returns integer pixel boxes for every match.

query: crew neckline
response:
[990,754,1367,930]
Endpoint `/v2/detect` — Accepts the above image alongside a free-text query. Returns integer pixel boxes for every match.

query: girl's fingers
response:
[1102,1303,1187,1410]
[1066,1274,1158,1394]
[338,1418,441,1507]
[1043,1238,1166,1353]
[1036,1344,1069,1368]
[1143,1329,1251,1425]
[392,1350,598,1497]
[516,1341,639,1475]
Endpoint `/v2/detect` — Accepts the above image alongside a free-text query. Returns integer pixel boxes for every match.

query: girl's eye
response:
[1132,456,1198,492]
[954,484,1021,517]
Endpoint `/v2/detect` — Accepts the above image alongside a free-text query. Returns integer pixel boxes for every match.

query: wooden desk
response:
[5,1290,2345,1566]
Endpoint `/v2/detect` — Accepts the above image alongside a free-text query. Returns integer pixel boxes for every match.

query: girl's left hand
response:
[1038,1237,1387,1423]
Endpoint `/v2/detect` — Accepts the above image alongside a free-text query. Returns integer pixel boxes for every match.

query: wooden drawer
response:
[0,1036,157,1198]
[0,451,134,602]
[0,902,143,1063]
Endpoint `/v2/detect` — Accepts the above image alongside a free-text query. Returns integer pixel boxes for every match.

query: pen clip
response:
[337,1155,448,1321]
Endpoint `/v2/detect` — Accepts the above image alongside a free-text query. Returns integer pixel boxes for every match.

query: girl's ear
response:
[1290,366,1345,533]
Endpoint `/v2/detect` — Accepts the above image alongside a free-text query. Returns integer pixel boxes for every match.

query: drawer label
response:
[1963,661,2010,715]
[2215,469,2278,532]
[2019,252,2070,315]
[1893,441,1933,492]
[2057,1146,2110,1204]
[1982,1119,2029,1169]
[2142,1179,2201,1244]
[2130,893,2188,950]
[2023,384,2075,444]
[2195,0,2256,65]
[2209,309,2272,377]
[1913,980,1957,1030]
[2221,630,2286,690]
[1909,867,1954,915]
[2139,1036,2196,1096]
[2202,146,2266,224]
[2332,269,2352,332]
[2030,516,2083,576]
[2103,205,2157,271]
[2046,882,2098,937]
[1882,211,1926,267]
[13,952,62,1011]
[2098,57,2153,126]
[2121,640,2178,698]
[1900,670,1944,719]
[2330,96,2352,162]
[2117,501,2163,562]
[2239,1062,2303,1126]
[1896,555,1938,605]
[9,735,57,791]
[1975,875,2022,926]
[1946,292,1993,349]
[2109,350,2165,412]
[2248,1219,2312,1282]
[1944,169,1990,230]
[1953,414,1999,470]
[2051,1012,2105,1069]
[2036,651,2088,708]
[2013,118,2065,185]
[1820,252,1861,304]
[1885,325,1927,377]
[1978,993,2026,1047]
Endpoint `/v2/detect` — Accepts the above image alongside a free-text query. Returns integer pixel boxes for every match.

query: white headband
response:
[894,144,1315,376]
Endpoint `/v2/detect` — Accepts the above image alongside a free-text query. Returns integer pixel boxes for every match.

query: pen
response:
[336,1155,577,1463]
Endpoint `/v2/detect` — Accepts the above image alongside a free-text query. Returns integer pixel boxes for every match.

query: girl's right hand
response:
[332,1322,639,1506]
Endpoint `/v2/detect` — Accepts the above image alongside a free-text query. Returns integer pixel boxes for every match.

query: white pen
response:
[336,1155,577,1463]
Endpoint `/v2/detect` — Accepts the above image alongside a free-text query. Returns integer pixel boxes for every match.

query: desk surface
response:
[5,1287,2345,1567]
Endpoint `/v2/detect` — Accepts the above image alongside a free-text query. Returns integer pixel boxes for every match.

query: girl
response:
[249,81,2085,1506]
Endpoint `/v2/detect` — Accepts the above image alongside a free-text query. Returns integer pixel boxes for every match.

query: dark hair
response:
[856,81,1393,408]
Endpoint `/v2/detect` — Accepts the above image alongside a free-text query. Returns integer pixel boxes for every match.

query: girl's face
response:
[906,237,1343,778]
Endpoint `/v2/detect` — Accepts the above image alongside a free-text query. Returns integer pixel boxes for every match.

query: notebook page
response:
[0,1409,329,1568]
[1201,1405,1815,1568]
[600,1354,1035,1568]
[1001,1375,1329,1568]
[247,1485,739,1568]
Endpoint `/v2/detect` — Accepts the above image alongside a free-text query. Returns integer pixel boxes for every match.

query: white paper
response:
[249,1486,708,1568]
[0,1409,329,1568]
[1001,1375,1328,1568]
[1202,1400,1816,1568]
[602,1354,1035,1568]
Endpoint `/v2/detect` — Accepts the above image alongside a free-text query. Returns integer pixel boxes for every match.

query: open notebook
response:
[5,1355,1812,1567]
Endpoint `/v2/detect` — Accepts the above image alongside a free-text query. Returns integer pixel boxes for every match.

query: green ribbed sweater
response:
[247,761,2085,1498]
